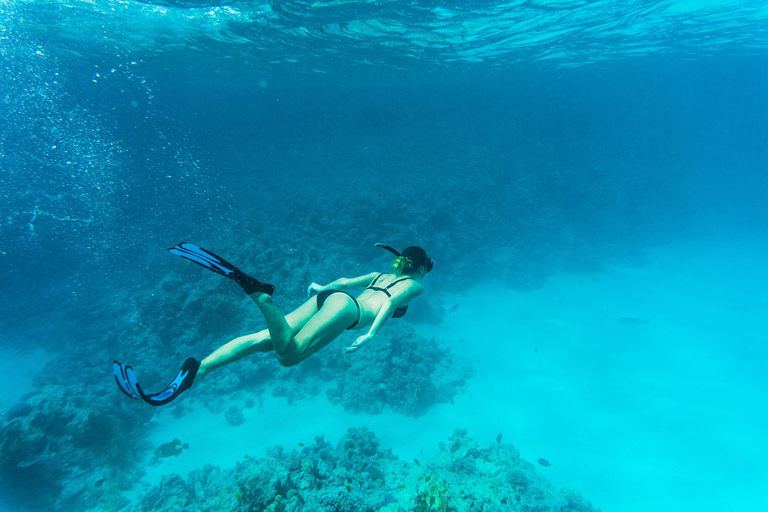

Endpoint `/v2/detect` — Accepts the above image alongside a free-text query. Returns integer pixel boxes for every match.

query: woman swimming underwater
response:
[113,242,433,406]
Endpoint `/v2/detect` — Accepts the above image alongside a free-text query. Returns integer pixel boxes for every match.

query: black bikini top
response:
[367,273,414,318]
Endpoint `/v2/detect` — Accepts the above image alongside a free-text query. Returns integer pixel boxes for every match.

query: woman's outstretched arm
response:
[343,281,423,353]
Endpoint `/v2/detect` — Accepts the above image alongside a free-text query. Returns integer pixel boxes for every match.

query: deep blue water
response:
[1,1,767,511]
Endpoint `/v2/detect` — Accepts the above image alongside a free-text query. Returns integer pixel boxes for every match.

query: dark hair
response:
[392,246,430,275]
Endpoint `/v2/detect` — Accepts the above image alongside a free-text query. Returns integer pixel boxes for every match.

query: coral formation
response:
[133,427,407,512]
[4,401,33,420]
[128,428,598,512]
[0,383,150,511]
[423,429,598,511]
[414,478,451,512]
[323,325,472,417]
[225,405,245,426]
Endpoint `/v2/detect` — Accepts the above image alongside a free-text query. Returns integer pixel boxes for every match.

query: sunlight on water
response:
[8,0,768,71]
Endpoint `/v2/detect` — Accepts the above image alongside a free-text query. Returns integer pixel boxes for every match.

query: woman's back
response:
[355,272,418,320]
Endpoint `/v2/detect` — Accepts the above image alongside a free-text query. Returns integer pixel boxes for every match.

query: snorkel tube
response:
[374,242,402,257]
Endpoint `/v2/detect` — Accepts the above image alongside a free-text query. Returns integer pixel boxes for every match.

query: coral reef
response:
[4,401,33,420]
[422,429,598,511]
[323,325,472,417]
[0,384,150,511]
[129,428,599,512]
[133,427,406,512]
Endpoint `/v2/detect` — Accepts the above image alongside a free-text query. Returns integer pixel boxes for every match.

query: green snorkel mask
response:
[375,243,434,273]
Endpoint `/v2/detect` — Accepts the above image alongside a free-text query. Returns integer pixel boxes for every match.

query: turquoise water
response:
[1,1,767,511]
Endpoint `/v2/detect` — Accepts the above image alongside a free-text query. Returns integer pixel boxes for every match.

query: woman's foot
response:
[250,291,275,305]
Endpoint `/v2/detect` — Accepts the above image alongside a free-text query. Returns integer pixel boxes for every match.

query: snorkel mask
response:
[375,243,434,273]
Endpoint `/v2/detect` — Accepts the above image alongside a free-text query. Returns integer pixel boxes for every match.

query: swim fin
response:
[168,242,275,295]
[113,357,201,406]
[113,360,142,400]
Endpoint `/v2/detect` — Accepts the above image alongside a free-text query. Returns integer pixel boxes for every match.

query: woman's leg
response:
[251,293,294,356]
[195,331,273,381]
[254,292,357,366]
[195,297,319,381]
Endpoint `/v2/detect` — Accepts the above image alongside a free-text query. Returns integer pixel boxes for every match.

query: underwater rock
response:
[225,405,246,426]
[140,473,190,511]
[0,419,62,509]
[4,401,33,420]
[21,380,153,512]
[15,441,49,468]
[562,486,593,512]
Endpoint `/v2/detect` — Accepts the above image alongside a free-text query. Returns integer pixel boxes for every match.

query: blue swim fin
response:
[168,242,274,295]
[113,361,142,400]
[113,358,200,406]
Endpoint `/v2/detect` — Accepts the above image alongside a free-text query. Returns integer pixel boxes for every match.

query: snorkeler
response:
[113,242,433,406]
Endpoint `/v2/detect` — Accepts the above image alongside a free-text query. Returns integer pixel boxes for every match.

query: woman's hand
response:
[307,282,325,297]
[343,333,372,353]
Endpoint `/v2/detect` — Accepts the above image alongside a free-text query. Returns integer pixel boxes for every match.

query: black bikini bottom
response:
[316,290,361,330]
